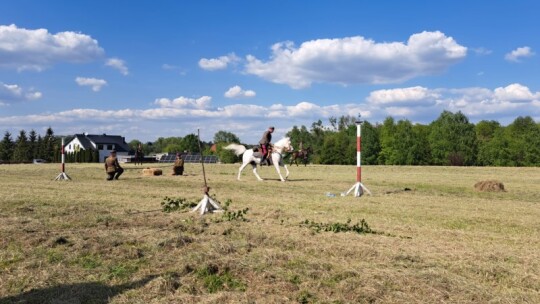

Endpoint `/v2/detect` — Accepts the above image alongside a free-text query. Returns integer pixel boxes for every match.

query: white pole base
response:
[344,182,371,197]
[54,172,71,181]
[191,194,223,215]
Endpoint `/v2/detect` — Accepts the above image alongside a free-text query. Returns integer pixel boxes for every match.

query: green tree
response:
[13,130,31,163]
[0,131,14,162]
[360,121,381,165]
[378,117,396,165]
[35,135,43,161]
[411,124,431,165]
[215,142,240,163]
[213,131,240,144]
[378,119,423,165]
[429,111,477,166]
[287,125,314,151]
[476,120,502,166]
[181,134,200,153]
[505,116,540,166]
[42,127,56,162]
[320,130,353,165]
[163,143,183,153]
[153,137,182,153]
[28,130,38,160]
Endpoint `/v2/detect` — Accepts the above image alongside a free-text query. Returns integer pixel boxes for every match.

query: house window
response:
[98,144,103,150]
[107,144,113,150]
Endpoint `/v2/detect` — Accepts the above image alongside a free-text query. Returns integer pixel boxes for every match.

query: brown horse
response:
[289,147,312,166]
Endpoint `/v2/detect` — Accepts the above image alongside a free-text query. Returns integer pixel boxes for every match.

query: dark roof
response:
[70,134,131,152]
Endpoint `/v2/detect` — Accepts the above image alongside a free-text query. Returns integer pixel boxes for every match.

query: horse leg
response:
[273,155,286,182]
[251,163,264,181]
[284,164,290,180]
[237,162,249,181]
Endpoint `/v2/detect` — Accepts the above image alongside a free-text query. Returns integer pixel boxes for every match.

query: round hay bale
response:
[142,168,163,176]
[474,180,505,192]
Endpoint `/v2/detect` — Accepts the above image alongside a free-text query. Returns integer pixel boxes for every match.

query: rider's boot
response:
[266,152,271,166]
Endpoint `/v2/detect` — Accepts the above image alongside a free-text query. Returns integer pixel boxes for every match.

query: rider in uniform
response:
[104,150,124,180]
[259,126,274,166]
[172,153,184,175]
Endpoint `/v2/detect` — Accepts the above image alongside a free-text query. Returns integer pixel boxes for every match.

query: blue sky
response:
[1,1,539,143]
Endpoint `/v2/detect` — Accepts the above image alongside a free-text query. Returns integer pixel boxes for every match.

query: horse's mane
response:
[274,137,290,147]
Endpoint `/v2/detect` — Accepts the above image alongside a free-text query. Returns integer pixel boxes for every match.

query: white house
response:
[65,133,131,161]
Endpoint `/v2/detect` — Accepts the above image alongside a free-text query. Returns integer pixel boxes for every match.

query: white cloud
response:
[366,84,540,120]
[162,64,187,75]
[472,47,492,55]
[105,58,129,75]
[75,77,107,92]
[0,82,42,104]
[505,46,535,62]
[367,86,440,106]
[198,53,239,71]
[245,31,467,89]
[154,96,212,109]
[224,85,256,98]
[2,84,538,143]
[0,24,104,71]
[493,83,540,102]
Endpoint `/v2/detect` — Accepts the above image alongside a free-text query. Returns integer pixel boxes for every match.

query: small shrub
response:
[221,199,249,222]
[300,219,374,234]
[161,196,198,213]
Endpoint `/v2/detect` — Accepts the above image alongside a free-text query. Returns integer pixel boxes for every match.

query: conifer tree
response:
[28,129,38,160]
[0,131,14,162]
[13,130,31,163]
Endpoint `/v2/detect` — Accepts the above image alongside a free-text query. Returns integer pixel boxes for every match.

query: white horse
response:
[225,137,293,182]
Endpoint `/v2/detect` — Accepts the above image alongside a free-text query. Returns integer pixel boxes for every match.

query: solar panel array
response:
[159,153,219,164]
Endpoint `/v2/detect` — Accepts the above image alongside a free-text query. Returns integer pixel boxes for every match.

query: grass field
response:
[1,162,539,303]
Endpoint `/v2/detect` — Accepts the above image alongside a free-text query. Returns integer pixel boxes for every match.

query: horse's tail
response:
[224,143,247,156]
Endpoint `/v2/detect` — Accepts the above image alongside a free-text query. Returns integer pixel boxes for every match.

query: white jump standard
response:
[344,115,371,197]
[54,137,71,181]
[191,129,223,215]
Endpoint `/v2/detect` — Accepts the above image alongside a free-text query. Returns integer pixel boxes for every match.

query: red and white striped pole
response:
[344,115,371,197]
[357,120,362,183]
[61,137,65,173]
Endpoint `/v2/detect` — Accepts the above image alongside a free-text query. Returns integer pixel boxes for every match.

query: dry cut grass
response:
[0,163,539,303]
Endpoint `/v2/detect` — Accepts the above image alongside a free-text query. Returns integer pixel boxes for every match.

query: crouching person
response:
[172,153,184,176]
[105,150,124,180]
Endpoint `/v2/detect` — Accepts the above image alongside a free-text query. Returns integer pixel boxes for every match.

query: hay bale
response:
[142,168,163,176]
[474,180,506,192]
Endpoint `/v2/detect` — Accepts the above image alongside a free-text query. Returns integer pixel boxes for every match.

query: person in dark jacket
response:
[135,143,143,165]
[259,126,274,165]
[172,153,184,175]
[104,150,124,180]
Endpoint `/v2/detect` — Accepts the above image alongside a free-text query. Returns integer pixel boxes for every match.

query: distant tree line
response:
[286,111,540,166]
[3,111,538,166]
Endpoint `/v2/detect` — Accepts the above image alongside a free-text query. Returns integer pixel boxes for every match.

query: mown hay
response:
[474,180,506,192]
[142,168,163,176]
